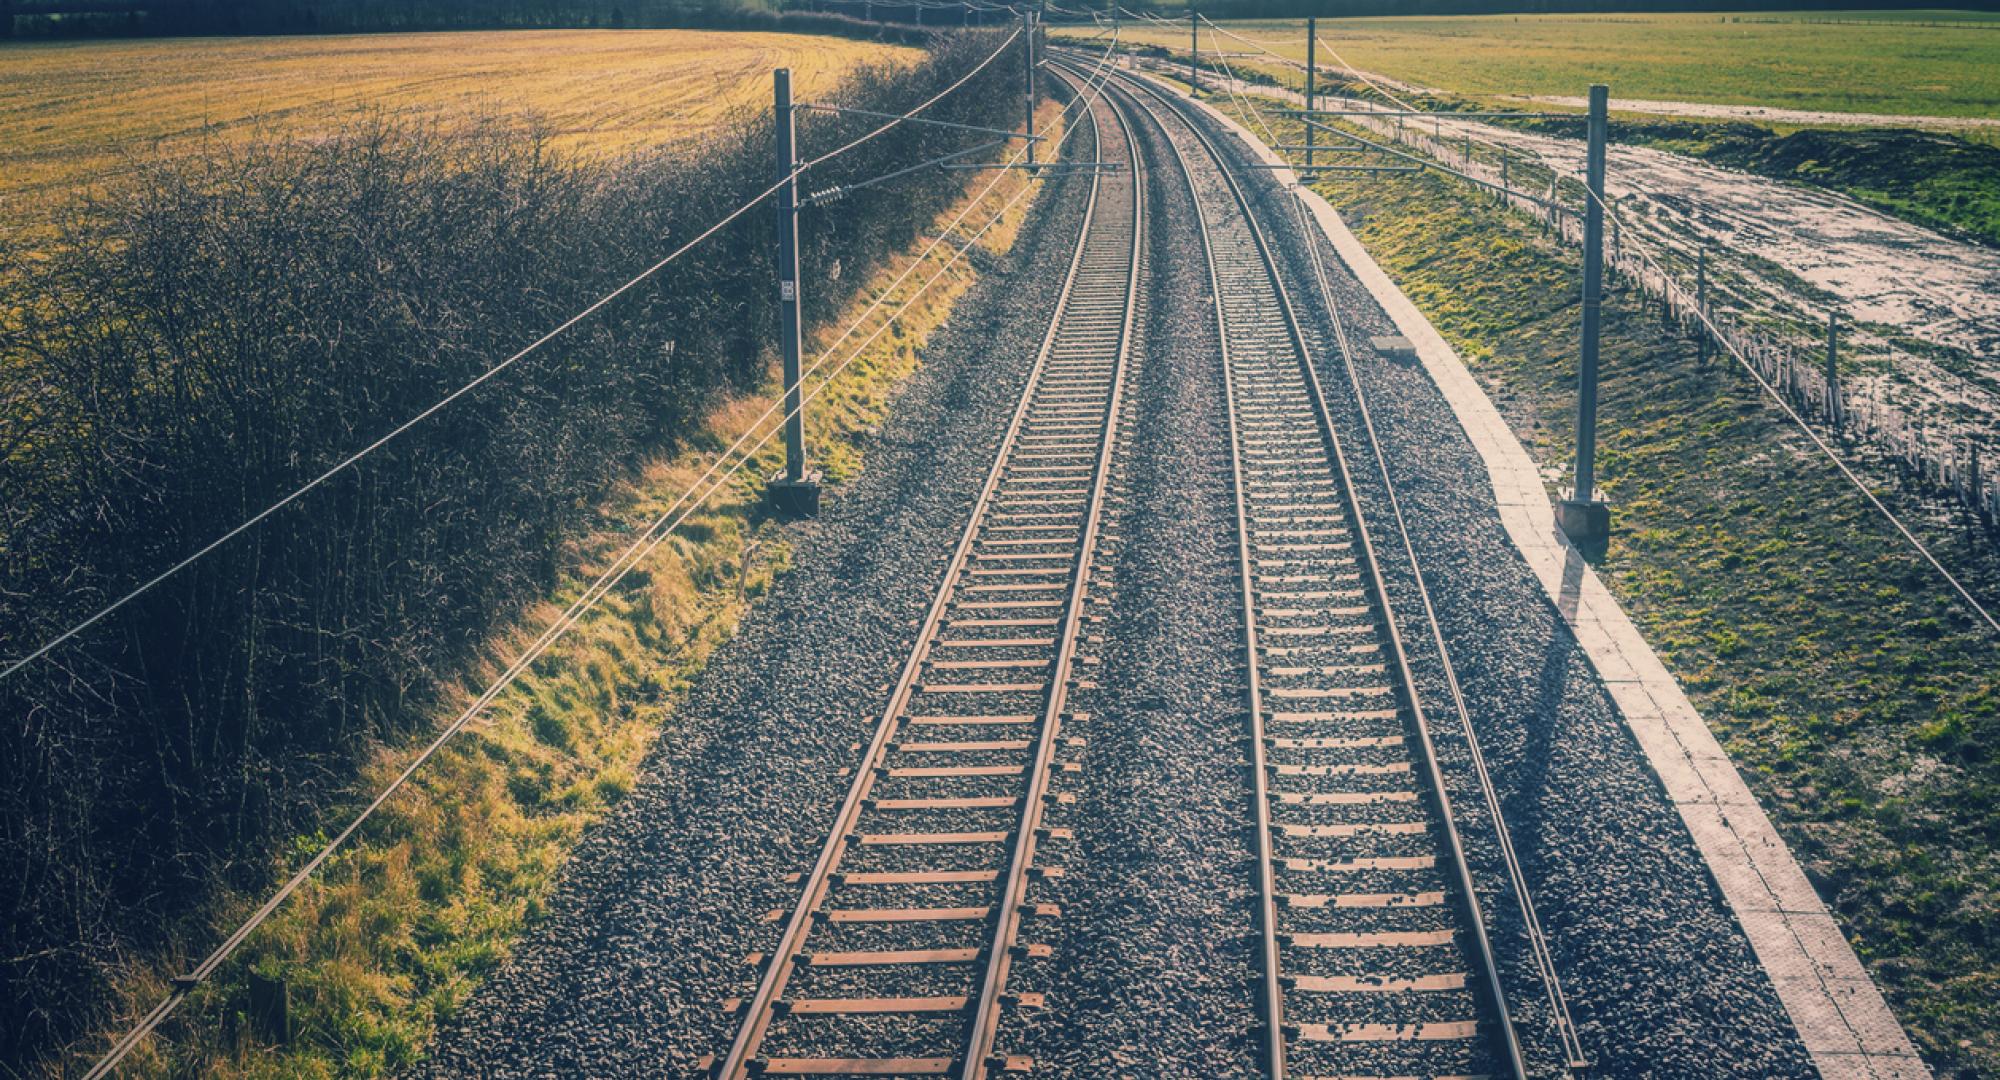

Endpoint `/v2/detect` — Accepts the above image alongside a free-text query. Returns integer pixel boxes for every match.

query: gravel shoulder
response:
[417,72,1826,1080]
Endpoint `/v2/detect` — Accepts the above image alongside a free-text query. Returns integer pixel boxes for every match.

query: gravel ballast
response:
[418,70,1820,1080]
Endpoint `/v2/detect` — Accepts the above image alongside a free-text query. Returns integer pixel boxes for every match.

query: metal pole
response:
[1560,84,1610,546]
[1826,310,1840,429]
[1304,17,1316,169]
[774,69,808,489]
[1189,7,1198,95]
[1024,7,1036,165]
[915,3,921,25]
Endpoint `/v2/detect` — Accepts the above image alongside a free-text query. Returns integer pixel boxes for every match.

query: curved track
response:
[704,63,1142,1080]
[1091,63,1529,1080]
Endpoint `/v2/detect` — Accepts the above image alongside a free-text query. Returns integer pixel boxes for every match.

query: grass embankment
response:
[74,93,1064,1080]
[1205,98,2000,1078]
[0,30,915,230]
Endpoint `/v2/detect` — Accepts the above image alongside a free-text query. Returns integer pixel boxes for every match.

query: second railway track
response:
[1093,63,1530,1080]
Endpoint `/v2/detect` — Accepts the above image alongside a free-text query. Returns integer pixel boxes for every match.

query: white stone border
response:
[1154,72,1930,1079]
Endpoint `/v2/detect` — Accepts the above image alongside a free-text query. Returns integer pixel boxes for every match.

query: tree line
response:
[9,0,1998,37]
[1155,0,1999,17]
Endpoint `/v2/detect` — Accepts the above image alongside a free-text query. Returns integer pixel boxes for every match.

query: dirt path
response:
[1472,126,2000,361]
[1508,94,2000,133]
[1465,116,2000,442]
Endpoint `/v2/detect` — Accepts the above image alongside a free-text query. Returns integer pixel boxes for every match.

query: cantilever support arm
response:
[940,161,1124,171]
[802,140,1008,206]
[797,102,1047,141]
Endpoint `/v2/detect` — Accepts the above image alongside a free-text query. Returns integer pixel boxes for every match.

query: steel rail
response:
[1283,182,1590,1070]
[1103,64,1528,1079]
[710,58,1139,1080]
[960,64,1143,1079]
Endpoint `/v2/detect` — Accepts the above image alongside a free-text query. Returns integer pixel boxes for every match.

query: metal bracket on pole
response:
[1270,143,1371,153]
[941,161,1122,172]
[1281,108,1574,121]
[804,140,1008,206]
[768,68,822,516]
[1557,83,1610,553]
[1293,164,1423,175]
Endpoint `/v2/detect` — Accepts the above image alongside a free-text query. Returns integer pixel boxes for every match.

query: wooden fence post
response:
[248,971,290,1045]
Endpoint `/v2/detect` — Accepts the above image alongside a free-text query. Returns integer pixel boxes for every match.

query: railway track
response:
[702,63,1141,1080]
[1096,66,1529,1080]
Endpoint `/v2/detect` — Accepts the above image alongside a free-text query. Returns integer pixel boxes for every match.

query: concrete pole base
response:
[766,469,824,517]
[1556,489,1610,552]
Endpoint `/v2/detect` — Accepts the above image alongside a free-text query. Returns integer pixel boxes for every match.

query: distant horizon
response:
[8,0,2000,42]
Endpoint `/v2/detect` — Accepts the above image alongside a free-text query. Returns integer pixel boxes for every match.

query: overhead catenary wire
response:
[1198,15,1280,147]
[1112,4,1171,26]
[1195,31,1555,204]
[78,33,1124,1079]
[0,25,1024,685]
[805,138,1007,206]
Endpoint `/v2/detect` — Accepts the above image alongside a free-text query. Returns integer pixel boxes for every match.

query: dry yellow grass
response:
[0,29,916,226]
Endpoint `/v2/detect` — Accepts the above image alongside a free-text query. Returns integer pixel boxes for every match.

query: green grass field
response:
[0,30,915,229]
[1061,9,2000,119]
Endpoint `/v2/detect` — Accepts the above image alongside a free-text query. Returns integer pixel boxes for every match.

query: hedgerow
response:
[0,29,1018,1067]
